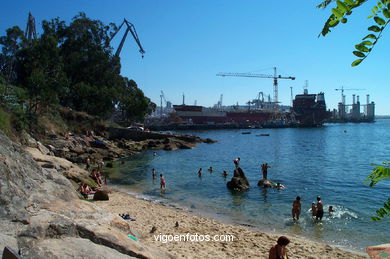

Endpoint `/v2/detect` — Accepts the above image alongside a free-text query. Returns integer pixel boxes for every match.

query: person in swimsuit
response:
[328,205,335,213]
[311,202,317,217]
[269,236,290,259]
[198,168,202,177]
[261,163,271,180]
[233,157,240,168]
[222,170,228,178]
[316,196,324,220]
[292,196,301,220]
[160,174,166,189]
[152,168,156,179]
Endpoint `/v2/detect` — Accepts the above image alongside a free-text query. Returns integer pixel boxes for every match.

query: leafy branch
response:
[318,0,390,66]
[364,162,390,220]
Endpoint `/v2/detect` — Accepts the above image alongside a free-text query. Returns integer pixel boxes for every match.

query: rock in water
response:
[257,179,273,188]
[226,168,250,190]
[93,190,109,201]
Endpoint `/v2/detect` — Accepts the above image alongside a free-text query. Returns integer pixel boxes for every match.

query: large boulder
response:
[226,167,250,191]
[0,132,170,258]
[93,190,109,201]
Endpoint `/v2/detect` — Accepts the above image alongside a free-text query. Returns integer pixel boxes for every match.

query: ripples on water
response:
[108,120,390,251]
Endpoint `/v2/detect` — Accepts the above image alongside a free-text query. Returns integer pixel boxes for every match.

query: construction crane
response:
[216,67,295,113]
[335,86,365,105]
[25,12,37,46]
[109,19,145,58]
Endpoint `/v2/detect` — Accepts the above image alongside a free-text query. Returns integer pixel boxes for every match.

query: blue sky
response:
[1,0,389,114]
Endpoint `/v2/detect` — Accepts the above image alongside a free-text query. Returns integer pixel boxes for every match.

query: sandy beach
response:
[95,189,368,259]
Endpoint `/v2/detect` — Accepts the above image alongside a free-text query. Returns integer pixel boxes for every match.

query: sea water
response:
[108,119,390,251]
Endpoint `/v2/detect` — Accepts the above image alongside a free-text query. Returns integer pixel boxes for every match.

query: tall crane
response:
[335,86,365,105]
[216,67,295,113]
[109,19,145,58]
[25,12,37,46]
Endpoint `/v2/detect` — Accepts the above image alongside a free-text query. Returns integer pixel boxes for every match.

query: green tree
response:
[17,34,68,113]
[318,0,390,220]
[117,79,155,123]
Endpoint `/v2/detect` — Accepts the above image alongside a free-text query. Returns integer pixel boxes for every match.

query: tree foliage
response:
[0,13,154,123]
[318,0,390,66]
[364,162,390,220]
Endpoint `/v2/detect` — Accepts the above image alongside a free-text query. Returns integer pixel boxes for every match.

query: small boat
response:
[256,133,270,136]
[242,132,251,135]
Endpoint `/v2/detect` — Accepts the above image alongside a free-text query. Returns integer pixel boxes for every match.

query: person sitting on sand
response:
[292,196,301,220]
[78,183,95,198]
[198,168,202,177]
[311,202,317,217]
[152,168,156,179]
[160,174,166,189]
[222,170,228,178]
[90,169,102,186]
[328,205,335,213]
[316,196,324,220]
[269,236,290,259]
[95,169,103,186]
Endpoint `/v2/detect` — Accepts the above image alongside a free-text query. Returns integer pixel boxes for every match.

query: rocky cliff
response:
[0,132,171,258]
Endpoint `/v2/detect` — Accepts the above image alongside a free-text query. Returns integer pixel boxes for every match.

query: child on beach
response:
[269,236,290,259]
[311,202,317,217]
[292,196,301,220]
[160,174,166,189]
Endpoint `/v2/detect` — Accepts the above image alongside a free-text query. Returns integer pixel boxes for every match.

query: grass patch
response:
[0,107,13,138]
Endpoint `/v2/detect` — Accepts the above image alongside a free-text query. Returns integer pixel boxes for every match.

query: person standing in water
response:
[292,196,301,220]
[316,196,324,220]
[311,202,317,217]
[261,163,271,180]
[198,168,202,177]
[160,174,166,190]
[152,168,156,179]
[269,236,290,259]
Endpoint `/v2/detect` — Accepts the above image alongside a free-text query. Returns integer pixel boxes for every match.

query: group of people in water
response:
[292,195,335,221]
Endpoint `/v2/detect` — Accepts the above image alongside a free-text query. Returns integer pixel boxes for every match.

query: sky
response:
[1,0,389,115]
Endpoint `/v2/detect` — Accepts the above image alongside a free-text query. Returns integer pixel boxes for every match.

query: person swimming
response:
[274,182,285,189]
[208,166,213,172]
[328,205,335,213]
[222,170,228,178]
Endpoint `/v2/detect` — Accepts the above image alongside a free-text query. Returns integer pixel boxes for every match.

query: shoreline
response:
[94,186,368,258]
